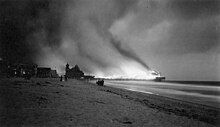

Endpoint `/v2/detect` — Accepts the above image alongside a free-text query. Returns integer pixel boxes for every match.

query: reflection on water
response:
[102,80,220,108]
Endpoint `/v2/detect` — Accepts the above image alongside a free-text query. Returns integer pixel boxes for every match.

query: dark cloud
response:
[0,0,37,63]
[168,0,220,19]
[115,0,137,17]
[0,0,63,63]
[156,18,219,55]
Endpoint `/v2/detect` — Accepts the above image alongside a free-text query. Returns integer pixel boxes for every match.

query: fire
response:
[94,61,161,80]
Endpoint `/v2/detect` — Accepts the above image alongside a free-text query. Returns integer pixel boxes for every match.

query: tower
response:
[65,63,69,75]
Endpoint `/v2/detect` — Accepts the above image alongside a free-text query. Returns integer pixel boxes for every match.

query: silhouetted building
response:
[18,63,38,77]
[0,60,59,78]
[65,63,84,79]
[6,63,37,78]
[37,67,51,78]
[0,60,8,77]
[50,70,59,78]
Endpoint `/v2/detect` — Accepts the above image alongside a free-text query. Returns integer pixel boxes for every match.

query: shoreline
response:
[93,82,220,125]
[102,83,220,110]
[0,78,219,126]
[102,80,220,108]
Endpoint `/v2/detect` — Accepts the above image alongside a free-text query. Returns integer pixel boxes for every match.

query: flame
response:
[94,61,160,80]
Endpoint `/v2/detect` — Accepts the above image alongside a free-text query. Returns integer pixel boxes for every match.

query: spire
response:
[74,64,80,71]
[66,63,70,71]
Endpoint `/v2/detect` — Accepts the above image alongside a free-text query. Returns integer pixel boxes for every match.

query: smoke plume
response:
[1,0,219,80]
[110,37,150,70]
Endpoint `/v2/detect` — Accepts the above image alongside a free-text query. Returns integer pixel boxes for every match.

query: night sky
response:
[0,0,219,80]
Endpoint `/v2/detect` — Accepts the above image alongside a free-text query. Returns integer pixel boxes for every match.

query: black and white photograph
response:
[0,0,219,126]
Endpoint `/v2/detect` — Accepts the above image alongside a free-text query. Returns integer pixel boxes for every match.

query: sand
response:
[0,78,219,127]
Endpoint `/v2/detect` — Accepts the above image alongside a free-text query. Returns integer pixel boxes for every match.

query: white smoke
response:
[35,0,153,78]
[34,0,219,80]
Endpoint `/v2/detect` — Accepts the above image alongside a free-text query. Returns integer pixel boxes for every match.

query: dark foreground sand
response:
[0,78,219,127]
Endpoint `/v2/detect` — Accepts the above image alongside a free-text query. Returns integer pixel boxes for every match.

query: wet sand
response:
[0,78,219,127]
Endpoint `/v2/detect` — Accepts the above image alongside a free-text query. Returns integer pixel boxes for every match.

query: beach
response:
[0,78,219,127]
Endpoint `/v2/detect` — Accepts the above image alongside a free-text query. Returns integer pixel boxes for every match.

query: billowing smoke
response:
[110,37,150,70]
[0,0,150,77]
[1,0,219,80]
[55,0,151,77]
